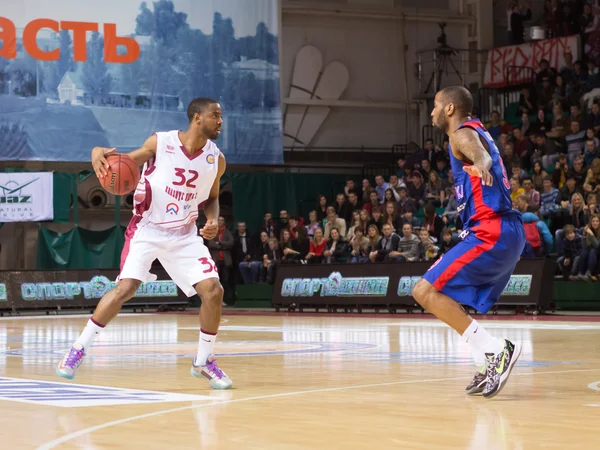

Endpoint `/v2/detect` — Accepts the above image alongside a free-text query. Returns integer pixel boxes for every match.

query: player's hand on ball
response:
[92,147,116,179]
[200,220,218,240]
[463,164,493,187]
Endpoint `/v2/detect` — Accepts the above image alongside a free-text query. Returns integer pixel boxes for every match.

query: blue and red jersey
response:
[448,118,521,229]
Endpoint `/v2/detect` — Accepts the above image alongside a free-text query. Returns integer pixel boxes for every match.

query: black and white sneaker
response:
[465,367,487,395]
[482,339,521,399]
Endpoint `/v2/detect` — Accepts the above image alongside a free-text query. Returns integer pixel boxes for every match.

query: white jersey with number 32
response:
[132,130,220,229]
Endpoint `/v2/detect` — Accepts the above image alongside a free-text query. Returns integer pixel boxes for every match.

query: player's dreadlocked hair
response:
[187,98,218,122]
[440,86,473,116]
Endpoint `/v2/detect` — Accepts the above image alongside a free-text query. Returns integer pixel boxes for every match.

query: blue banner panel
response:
[0,0,282,164]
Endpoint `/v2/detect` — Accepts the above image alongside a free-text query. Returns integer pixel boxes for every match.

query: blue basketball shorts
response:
[422,216,526,313]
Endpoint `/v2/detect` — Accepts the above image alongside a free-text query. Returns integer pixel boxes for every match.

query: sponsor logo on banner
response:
[0,377,213,408]
[165,202,179,215]
[0,284,6,301]
[281,272,389,297]
[0,173,53,221]
[397,275,532,297]
[20,275,178,301]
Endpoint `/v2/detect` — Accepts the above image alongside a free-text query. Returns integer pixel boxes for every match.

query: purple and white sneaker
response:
[56,343,86,380]
[190,356,232,389]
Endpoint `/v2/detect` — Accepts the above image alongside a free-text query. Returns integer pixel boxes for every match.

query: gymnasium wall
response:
[280,0,471,149]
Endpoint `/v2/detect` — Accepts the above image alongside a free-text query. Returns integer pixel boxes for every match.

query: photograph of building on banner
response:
[0,172,53,222]
[0,0,282,165]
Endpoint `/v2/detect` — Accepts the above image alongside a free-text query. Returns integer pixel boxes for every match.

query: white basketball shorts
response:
[119,220,219,297]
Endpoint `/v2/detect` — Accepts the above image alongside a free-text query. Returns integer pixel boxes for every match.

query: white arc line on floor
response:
[37,367,600,450]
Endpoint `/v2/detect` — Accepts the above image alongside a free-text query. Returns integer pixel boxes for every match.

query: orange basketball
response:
[99,153,141,195]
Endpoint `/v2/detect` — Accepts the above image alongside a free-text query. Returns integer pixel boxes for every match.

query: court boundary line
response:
[36,367,600,450]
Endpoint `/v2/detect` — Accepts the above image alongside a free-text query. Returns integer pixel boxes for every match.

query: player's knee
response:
[412,279,433,306]
[113,279,140,304]
[197,279,224,303]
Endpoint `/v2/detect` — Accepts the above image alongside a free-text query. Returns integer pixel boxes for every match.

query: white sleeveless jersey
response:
[132,130,220,229]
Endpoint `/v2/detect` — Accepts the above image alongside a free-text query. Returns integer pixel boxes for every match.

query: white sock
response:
[75,318,105,351]
[462,319,504,356]
[196,330,217,366]
[462,331,486,370]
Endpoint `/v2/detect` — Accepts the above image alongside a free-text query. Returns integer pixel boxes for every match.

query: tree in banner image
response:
[239,72,260,110]
[82,32,112,105]
[45,30,75,99]
[173,28,211,107]
[135,0,188,108]
[6,54,42,97]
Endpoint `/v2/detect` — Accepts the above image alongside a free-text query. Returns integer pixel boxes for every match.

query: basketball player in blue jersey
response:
[412,86,526,399]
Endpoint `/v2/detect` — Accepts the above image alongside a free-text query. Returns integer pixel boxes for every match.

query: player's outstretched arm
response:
[199,153,227,240]
[91,135,157,179]
[450,128,493,186]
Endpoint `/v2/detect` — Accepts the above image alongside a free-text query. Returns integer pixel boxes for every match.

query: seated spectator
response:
[540,176,560,219]
[535,133,560,169]
[529,109,552,136]
[397,187,416,217]
[324,206,347,239]
[233,221,255,281]
[585,193,599,218]
[280,229,296,264]
[485,110,512,142]
[316,195,329,223]
[361,179,375,205]
[518,85,536,114]
[555,191,587,254]
[569,157,588,189]
[292,226,310,262]
[306,228,327,264]
[503,143,521,171]
[578,215,600,280]
[511,161,528,183]
[552,153,569,189]
[274,210,290,239]
[419,158,433,180]
[584,158,600,193]
[570,104,586,126]
[288,216,302,239]
[362,190,380,214]
[323,228,350,264]
[513,127,534,170]
[396,156,407,180]
[389,174,406,194]
[260,238,280,284]
[442,192,458,226]
[547,102,571,139]
[239,230,267,284]
[422,202,444,241]
[417,229,439,261]
[334,193,351,224]
[358,209,371,234]
[515,195,552,256]
[369,223,400,263]
[305,210,322,238]
[259,212,275,238]
[439,228,459,254]
[396,223,420,262]
[382,201,402,232]
[436,158,449,180]
[407,172,426,206]
[374,175,390,203]
[425,171,446,207]
[384,187,400,203]
[401,210,421,229]
[522,176,541,212]
[347,191,363,213]
[344,179,361,197]
[368,207,384,233]
[346,210,363,241]
[565,120,586,165]
[586,102,600,134]
[558,224,584,280]
[531,161,548,192]
[583,139,599,167]
[510,177,525,203]
[349,227,369,264]
[586,127,600,147]
[365,224,381,258]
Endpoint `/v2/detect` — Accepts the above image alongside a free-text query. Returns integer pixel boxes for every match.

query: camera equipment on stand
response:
[423,22,464,95]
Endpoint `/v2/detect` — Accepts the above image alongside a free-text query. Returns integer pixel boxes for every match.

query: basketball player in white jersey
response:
[56,98,232,389]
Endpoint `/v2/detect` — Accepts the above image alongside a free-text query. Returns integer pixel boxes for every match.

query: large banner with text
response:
[0,269,188,311]
[0,0,282,164]
[272,259,554,312]
[483,35,579,88]
[0,172,53,222]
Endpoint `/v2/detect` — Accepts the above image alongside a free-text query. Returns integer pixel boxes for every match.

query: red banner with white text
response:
[484,35,580,88]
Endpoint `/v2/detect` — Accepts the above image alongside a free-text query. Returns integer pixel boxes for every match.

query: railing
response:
[506,65,536,87]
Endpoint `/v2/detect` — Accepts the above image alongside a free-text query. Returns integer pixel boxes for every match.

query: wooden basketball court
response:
[2,311,599,449]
